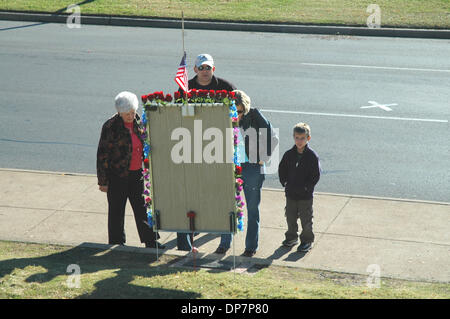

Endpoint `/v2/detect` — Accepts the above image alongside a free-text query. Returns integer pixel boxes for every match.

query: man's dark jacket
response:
[178,75,236,93]
[278,144,321,200]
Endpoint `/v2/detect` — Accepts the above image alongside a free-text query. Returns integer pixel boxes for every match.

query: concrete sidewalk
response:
[0,168,448,283]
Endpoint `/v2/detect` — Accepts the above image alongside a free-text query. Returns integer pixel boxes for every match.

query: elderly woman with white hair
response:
[97,91,164,248]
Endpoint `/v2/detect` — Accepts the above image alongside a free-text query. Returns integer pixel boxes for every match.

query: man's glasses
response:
[237,110,244,114]
[198,65,212,71]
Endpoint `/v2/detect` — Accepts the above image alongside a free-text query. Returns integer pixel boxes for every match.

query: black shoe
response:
[109,243,125,246]
[297,242,313,252]
[145,241,166,249]
[242,250,256,257]
[282,238,299,247]
[214,247,229,254]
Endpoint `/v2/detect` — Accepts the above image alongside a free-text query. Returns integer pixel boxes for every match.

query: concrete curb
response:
[1,11,449,39]
[1,167,448,205]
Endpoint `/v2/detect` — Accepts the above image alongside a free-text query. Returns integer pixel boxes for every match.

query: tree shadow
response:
[0,0,96,32]
[0,242,200,299]
[160,233,221,251]
[53,0,96,14]
[191,233,220,248]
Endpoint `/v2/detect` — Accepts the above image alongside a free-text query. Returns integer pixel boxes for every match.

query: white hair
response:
[115,91,138,113]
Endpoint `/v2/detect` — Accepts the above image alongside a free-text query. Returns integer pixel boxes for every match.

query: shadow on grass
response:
[0,242,200,299]
[0,0,95,32]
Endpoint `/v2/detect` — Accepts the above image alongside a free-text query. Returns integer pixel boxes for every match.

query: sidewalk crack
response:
[24,210,59,233]
[316,197,352,245]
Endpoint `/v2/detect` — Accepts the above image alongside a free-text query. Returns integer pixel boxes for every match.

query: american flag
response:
[174,51,189,93]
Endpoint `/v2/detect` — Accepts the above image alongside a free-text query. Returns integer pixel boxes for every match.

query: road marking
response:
[301,63,450,73]
[361,101,398,112]
[260,109,448,123]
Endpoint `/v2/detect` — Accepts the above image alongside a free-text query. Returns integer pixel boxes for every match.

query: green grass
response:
[0,0,449,28]
[0,240,448,299]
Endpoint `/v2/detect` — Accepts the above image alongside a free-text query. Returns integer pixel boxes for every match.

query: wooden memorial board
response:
[146,103,237,233]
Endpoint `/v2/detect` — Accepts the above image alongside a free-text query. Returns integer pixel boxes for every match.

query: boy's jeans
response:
[219,163,265,251]
[285,197,314,244]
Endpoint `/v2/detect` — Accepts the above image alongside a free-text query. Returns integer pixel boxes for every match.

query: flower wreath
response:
[140,90,245,232]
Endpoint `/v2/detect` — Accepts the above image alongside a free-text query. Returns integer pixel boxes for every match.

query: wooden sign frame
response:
[145,103,237,234]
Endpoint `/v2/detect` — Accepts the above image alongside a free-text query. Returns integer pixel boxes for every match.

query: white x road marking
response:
[361,101,398,112]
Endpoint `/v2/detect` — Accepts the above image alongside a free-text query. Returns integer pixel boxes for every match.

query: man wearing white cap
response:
[179,53,236,94]
[176,53,236,252]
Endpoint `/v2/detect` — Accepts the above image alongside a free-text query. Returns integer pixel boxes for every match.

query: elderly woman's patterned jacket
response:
[96,113,144,186]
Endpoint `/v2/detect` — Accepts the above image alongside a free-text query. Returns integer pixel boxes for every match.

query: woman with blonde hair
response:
[215,90,278,257]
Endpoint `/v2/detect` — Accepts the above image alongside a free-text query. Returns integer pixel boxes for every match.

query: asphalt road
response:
[1,20,449,202]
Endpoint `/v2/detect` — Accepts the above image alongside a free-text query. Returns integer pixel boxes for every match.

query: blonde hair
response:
[233,90,251,115]
[293,122,311,137]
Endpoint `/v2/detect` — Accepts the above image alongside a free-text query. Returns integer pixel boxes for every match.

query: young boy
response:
[278,123,321,252]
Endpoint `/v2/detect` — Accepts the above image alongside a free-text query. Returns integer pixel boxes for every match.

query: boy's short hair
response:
[293,122,311,137]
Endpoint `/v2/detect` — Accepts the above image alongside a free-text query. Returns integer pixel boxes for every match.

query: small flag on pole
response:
[175,51,189,93]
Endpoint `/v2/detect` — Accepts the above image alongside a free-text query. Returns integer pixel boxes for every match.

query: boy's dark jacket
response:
[278,144,321,200]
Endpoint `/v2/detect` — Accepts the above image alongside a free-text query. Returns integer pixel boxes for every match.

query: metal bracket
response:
[187,210,196,231]
[154,209,161,230]
[229,211,237,234]
[181,104,195,117]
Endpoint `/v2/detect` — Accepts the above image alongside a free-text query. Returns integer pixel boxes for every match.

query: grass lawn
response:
[0,0,449,29]
[0,240,448,299]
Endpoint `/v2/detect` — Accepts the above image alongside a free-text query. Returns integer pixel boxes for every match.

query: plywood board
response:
[146,104,236,233]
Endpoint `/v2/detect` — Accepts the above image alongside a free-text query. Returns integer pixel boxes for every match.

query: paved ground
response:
[1,20,449,202]
[0,168,448,283]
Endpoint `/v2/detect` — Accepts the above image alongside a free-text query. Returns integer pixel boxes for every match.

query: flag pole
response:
[181,10,188,103]
[182,10,185,54]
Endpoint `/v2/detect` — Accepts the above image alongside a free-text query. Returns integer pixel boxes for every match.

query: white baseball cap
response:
[195,53,214,68]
